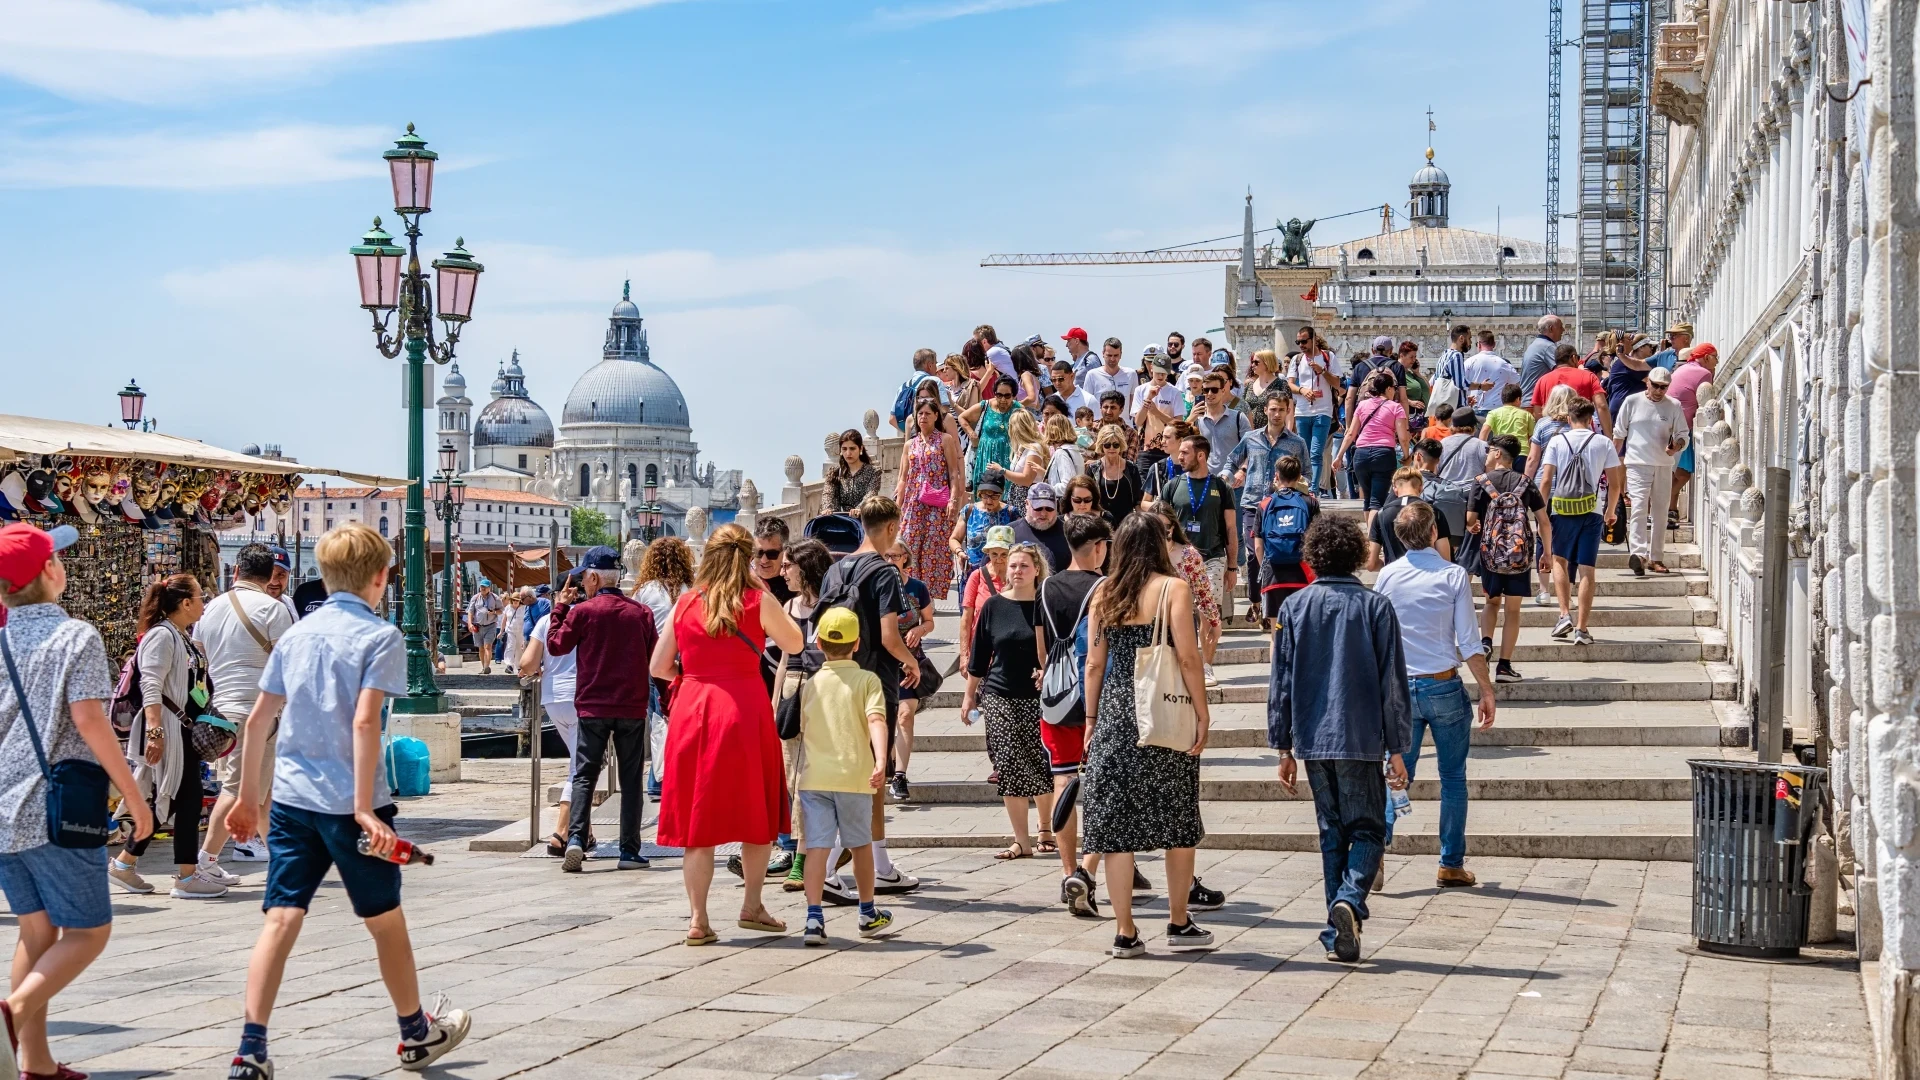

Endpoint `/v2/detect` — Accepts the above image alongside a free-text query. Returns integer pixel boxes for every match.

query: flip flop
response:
[737,914,788,934]
[1035,837,1059,856]
[685,930,719,946]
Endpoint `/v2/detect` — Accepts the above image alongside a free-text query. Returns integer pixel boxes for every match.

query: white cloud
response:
[871,0,1064,30]
[0,0,674,103]
[0,123,388,189]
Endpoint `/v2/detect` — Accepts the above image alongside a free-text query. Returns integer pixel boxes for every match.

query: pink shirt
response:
[1350,398,1407,448]
[1667,361,1713,425]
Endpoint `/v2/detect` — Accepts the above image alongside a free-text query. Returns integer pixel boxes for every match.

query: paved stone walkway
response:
[2,769,1872,1079]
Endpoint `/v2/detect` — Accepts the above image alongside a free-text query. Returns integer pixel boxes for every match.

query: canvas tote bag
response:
[1132,580,1198,750]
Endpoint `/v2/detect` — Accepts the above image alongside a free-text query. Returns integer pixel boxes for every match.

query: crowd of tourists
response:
[0,315,1723,1078]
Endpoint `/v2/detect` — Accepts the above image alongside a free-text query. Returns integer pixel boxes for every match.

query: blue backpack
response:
[1258,489,1312,565]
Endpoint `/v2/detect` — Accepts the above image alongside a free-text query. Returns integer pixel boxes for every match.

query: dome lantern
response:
[1409,146,1451,228]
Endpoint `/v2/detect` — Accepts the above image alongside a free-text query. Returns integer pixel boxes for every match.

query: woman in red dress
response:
[650,524,805,944]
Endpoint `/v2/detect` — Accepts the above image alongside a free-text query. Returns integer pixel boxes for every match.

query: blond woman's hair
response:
[1007,407,1043,459]
[692,523,756,638]
[1251,348,1279,377]
[1042,414,1077,448]
[1095,423,1129,453]
[316,522,390,595]
[1542,383,1580,423]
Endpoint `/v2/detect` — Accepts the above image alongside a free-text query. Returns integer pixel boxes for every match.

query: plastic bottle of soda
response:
[357,835,435,865]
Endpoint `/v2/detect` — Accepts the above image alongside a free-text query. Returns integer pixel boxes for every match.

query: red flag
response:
[1300,283,1319,302]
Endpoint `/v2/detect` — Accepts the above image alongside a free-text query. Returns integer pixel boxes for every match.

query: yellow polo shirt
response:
[798,660,885,794]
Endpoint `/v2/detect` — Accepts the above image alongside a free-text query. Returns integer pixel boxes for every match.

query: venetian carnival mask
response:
[82,464,113,506]
[132,467,160,511]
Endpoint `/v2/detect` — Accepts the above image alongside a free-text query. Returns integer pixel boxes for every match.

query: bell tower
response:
[436,361,472,473]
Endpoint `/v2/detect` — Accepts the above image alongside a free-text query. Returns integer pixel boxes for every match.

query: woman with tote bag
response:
[1078,513,1216,960]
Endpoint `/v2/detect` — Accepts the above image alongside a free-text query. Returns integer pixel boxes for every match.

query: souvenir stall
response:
[0,414,400,660]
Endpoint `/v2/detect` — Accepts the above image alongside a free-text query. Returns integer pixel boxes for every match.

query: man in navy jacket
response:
[1268,516,1411,964]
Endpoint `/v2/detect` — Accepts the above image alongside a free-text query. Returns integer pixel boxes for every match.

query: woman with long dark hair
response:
[894,399,965,599]
[825,430,879,514]
[109,574,225,899]
[1080,513,1215,958]
[961,376,1018,490]
[651,524,805,944]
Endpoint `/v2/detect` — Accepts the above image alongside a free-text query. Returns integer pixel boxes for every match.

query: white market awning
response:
[0,414,409,487]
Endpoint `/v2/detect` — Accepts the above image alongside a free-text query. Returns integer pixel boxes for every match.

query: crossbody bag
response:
[1,628,113,848]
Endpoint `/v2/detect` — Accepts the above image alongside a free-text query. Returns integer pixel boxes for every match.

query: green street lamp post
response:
[350,123,484,714]
[430,442,467,658]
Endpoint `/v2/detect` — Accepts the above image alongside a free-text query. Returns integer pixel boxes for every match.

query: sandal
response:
[1035,835,1059,856]
[737,910,788,934]
[1667,509,1681,528]
[544,833,567,857]
[685,927,718,946]
[1649,561,1671,574]
[994,841,1031,861]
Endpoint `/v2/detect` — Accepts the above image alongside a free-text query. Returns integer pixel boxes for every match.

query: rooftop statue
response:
[1279,217,1317,266]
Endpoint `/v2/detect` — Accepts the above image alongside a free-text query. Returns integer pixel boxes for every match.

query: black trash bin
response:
[1689,759,1829,959]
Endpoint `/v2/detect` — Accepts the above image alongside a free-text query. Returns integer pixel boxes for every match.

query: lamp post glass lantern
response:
[118,379,145,429]
[350,122,483,713]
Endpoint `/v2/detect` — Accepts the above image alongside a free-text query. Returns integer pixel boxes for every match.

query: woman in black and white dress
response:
[958,543,1056,860]
[1080,512,1218,958]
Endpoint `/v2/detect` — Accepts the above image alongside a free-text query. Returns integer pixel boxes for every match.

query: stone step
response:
[922,659,1733,709]
[907,700,1730,752]
[898,744,1726,804]
[1206,625,1720,666]
[445,688,521,719]
[882,800,1693,861]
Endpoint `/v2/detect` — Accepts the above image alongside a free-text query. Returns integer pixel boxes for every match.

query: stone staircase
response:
[890,514,1731,863]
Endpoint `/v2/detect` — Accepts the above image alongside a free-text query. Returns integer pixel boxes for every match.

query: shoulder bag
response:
[729,622,795,740]
[1,628,113,848]
[1132,580,1199,751]
[227,588,275,655]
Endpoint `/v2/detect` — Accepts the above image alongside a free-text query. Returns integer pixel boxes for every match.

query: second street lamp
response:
[351,123,483,714]
[435,466,465,659]
[118,379,145,430]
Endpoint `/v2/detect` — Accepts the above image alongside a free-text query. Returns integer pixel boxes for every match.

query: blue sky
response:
[0,0,1560,494]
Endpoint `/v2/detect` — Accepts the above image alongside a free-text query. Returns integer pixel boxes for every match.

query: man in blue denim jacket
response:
[1268,515,1411,963]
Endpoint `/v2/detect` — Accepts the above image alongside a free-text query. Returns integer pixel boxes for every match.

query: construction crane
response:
[980,201,1388,269]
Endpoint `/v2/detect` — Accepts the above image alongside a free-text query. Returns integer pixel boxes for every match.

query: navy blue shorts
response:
[1549,512,1605,568]
[1480,569,1533,597]
[265,803,402,919]
[0,842,110,929]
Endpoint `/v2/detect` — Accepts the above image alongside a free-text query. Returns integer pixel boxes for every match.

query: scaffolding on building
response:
[1573,0,1670,336]
[1547,0,1567,299]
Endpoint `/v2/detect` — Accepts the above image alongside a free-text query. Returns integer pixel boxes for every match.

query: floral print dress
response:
[898,435,955,598]
[1171,543,1219,630]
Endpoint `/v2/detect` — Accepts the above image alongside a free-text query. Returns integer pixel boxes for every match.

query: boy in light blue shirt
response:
[225,523,470,1079]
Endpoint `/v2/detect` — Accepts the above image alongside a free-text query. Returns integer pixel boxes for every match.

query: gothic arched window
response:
[578,464,591,497]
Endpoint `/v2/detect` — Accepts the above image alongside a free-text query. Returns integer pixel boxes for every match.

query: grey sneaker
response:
[1572,628,1595,646]
[561,841,585,873]
[108,861,154,894]
[198,859,241,887]
[170,870,229,899]
[1550,615,1575,639]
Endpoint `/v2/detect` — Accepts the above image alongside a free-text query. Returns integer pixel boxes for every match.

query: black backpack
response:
[815,553,896,674]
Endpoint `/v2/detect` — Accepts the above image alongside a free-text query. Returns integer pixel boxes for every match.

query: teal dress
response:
[972,403,1013,491]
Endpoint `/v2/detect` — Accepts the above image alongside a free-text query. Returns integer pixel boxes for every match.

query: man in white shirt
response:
[195,543,295,873]
[1611,366,1690,576]
[1131,355,1182,430]
[1371,500,1496,888]
[1080,336,1137,406]
[1286,329,1345,496]
[1048,360,1098,419]
[1538,398,1624,645]
[1462,330,1519,413]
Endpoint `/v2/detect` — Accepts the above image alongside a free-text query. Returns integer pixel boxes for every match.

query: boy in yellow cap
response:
[798,606,894,945]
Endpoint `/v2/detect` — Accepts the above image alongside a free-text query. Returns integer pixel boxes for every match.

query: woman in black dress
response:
[1086,424,1142,527]
[1080,513,1216,958]
[959,543,1057,860]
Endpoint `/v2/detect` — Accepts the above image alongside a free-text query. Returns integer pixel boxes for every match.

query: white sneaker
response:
[170,870,230,899]
[1203,665,1219,689]
[108,861,154,894]
[197,859,241,887]
[873,867,921,893]
[1535,589,1553,606]
[398,996,471,1072]
[228,840,270,863]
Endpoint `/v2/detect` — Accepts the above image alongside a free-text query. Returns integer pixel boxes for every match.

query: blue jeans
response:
[1383,678,1473,869]
[1296,413,1334,493]
[1351,446,1398,510]
[1305,759,1386,950]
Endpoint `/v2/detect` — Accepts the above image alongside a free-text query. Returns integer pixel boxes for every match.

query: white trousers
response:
[1625,463,1673,564]
[546,700,580,791]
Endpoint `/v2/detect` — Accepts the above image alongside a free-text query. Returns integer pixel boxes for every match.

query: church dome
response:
[1411,162,1450,187]
[562,360,690,427]
[473,351,555,449]
[559,284,692,428]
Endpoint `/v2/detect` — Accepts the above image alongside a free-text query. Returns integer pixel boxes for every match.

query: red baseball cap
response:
[0,522,78,594]
[1060,327,1088,343]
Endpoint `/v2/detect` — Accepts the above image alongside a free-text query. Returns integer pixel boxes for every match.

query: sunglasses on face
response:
[754,549,782,561]
[1070,495,1095,506]
[1205,386,1225,395]
[1101,442,1123,450]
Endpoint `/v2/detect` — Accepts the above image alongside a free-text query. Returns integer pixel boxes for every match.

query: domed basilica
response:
[436,283,742,539]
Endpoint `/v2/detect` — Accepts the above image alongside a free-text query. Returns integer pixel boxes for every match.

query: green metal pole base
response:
[391,692,448,715]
